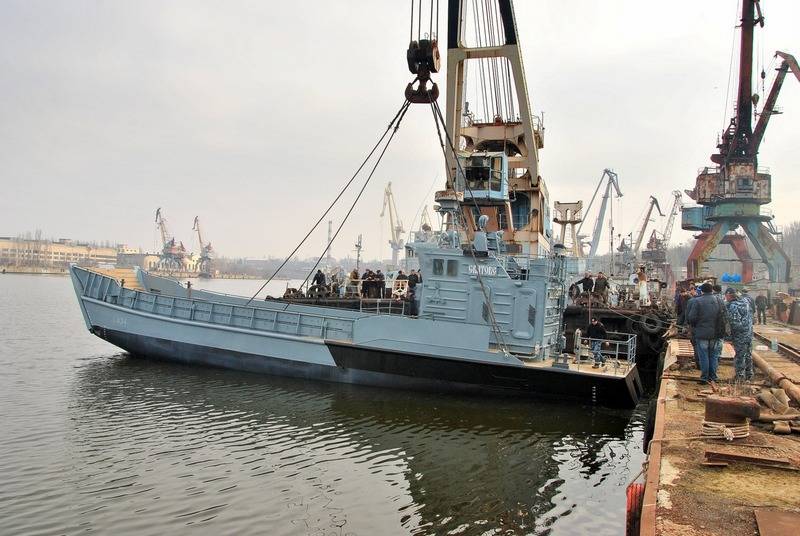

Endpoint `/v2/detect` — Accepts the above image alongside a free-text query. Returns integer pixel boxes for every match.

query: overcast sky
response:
[1,1,798,261]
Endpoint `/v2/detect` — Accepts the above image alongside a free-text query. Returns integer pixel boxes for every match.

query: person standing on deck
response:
[594,272,609,304]
[686,282,723,384]
[313,269,326,287]
[586,317,607,368]
[376,270,386,298]
[575,272,594,296]
[725,287,754,381]
[407,269,419,289]
[755,293,768,325]
[636,265,650,306]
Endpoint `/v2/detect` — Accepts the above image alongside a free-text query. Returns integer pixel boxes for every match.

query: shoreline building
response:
[0,236,118,270]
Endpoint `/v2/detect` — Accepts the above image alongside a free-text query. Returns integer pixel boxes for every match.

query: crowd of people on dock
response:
[676,282,763,384]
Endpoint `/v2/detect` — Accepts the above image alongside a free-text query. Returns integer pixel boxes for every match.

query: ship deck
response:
[522,357,636,378]
[638,327,800,536]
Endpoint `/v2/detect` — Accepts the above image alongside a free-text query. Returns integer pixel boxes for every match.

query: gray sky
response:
[1,1,798,261]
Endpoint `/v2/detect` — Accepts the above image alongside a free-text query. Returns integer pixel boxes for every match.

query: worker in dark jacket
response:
[586,317,608,368]
[408,269,419,289]
[685,282,724,384]
[575,272,594,294]
[312,269,326,287]
[755,293,768,325]
[594,272,609,304]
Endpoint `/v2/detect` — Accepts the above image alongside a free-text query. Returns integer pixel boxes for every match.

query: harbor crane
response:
[192,216,214,278]
[576,169,623,258]
[643,191,682,286]
[633,196,664,256]
[683,0,798,282]
[380,182,405,268]
[154,208,185,271]
[645,191,682,256]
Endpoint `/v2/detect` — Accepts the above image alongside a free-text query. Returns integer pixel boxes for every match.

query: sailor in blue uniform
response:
[724,287,754,380]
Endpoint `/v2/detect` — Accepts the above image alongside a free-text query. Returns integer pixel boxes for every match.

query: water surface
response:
[0,274,646,535]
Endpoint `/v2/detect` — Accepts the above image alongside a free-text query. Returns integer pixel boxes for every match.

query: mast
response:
[441,0,548,255]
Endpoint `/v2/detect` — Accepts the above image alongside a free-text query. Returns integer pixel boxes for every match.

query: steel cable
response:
[245,100,411,305]
[298,102,412,292]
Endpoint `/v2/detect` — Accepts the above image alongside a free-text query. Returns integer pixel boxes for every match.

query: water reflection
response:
[65,355,642,535]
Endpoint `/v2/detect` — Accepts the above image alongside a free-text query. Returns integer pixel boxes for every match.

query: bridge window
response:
[511,192,530,227]
[447,260,459,276]
[433,258,444,275]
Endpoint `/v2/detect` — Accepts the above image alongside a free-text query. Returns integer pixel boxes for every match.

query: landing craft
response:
[70,1,644,408]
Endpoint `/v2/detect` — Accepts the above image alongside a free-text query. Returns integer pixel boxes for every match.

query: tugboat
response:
[68,0,643,408]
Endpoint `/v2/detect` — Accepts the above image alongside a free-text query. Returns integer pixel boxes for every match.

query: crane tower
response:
[682,1,798,283]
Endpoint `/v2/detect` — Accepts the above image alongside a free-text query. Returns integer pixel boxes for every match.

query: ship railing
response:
[358,297,408,316]
[573,331,637,374]
[496,254,565,282]
[82,269,355,341]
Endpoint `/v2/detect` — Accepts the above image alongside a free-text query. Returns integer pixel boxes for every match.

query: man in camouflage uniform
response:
[724,287,754,380]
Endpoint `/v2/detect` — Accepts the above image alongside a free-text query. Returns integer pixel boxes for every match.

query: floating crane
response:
[192,216,214,278]
[431,0,549,256]
[380,182,405,269]
[154,208,185,271]
[576,169,623,258]
[683,0,798,282]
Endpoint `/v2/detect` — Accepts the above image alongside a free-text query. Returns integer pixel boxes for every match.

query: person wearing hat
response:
[740,287,755,315]
[686,282,724,384]
[725,287,754,380]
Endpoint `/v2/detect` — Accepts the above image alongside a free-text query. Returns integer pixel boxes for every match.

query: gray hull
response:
[72,266,643,408]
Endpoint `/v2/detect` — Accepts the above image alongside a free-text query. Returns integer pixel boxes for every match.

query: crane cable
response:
[428,96,512,356]
[298,101,412,294]
[245,99,411,305]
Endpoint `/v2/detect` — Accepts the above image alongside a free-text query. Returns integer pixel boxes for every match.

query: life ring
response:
[625,482,645,536]
[640,314,662,334]
[306,285,329,299]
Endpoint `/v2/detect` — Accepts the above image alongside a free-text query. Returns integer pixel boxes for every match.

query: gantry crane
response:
[154,208,185,271]
[380,182,405,268]
[192,216,214,278]
[683,0,798,282]
[576,169,623,258]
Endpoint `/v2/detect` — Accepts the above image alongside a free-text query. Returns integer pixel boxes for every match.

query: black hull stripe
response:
[327,341,642,409]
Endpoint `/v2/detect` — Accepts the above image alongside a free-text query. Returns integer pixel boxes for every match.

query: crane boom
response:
[155,208,170,248]
[192,216,205,250]
[661,191,682,247]
[380,182,405,267]
[748,51,800,157]
[633,196,664,254]
[578,169,622,258]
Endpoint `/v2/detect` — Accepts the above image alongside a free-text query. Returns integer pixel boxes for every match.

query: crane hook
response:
[405,38,440,103]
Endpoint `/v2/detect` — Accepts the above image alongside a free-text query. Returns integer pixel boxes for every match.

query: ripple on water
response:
[0,275,648,535]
